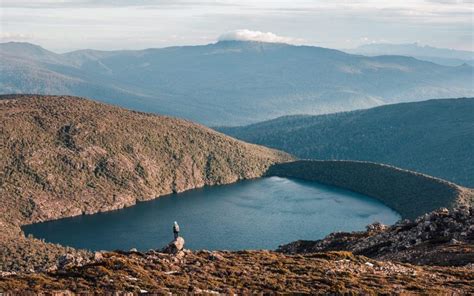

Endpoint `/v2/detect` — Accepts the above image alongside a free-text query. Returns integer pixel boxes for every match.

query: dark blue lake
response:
[23,177,400,251]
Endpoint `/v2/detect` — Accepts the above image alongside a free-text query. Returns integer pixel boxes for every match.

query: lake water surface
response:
[23,177,400,251]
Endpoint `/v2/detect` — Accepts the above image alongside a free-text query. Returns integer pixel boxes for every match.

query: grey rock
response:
[94,251,104,261]
[58,253,86,270]
[161,237,185,255]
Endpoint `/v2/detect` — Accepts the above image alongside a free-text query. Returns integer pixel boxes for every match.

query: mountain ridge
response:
[348,43,474,66]
[2,41,473,125]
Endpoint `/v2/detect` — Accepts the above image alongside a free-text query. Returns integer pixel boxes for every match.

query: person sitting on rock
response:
[173,221,180,239]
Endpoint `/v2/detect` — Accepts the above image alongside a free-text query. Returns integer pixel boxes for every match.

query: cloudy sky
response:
[1,0,473,52]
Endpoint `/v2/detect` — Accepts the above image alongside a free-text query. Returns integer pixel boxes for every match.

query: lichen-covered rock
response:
[57,253,88,270]
[365,222,388,232]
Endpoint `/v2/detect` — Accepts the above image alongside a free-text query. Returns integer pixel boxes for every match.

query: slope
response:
[0,94,291,231]
[219,98,474,187]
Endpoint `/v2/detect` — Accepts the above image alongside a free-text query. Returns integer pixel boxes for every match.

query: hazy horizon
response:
[1,0,473,52]
[2,38,473,56]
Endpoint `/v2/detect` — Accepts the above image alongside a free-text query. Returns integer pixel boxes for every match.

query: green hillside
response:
[219,98,474,187]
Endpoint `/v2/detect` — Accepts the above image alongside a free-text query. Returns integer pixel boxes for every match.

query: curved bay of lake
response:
[23,177,400,251]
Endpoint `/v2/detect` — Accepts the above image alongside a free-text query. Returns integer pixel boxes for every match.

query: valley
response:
[1,41,473,125]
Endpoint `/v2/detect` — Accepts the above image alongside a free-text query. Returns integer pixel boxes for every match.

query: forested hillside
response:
[219,98,474,187]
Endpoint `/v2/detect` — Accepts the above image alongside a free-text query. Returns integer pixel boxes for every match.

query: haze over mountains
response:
[349,43,474,67]
[219,98,474,188]
[1,41,473,126]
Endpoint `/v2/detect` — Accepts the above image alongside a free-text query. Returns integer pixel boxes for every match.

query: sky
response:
[0,0,473,52]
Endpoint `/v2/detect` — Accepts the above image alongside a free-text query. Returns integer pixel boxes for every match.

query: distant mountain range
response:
[348,43,474,66]
[1,41,473,125]
[218,98,474,188]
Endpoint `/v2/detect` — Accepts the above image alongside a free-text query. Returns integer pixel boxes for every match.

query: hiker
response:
[173,221,180,239]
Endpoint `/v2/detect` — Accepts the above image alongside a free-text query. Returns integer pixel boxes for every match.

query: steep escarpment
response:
[267,160,473,219]
[0,94,292,232]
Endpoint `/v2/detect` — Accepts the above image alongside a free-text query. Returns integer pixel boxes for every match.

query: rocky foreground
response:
[1,249,473,294]
[1,207,474,294]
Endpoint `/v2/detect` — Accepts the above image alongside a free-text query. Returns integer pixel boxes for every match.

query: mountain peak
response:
[1,41,47,52]
[0,41,58,59]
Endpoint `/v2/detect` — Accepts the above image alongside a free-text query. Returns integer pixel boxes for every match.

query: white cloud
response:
[0,32,35,41]
[1,0,472,51]
[0,0,235,8]
[218,29,296,44]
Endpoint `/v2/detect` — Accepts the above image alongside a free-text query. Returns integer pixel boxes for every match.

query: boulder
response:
[161,236,185,255]
[94,251,104,261]
[366,222,388,232]
[209,252,225,261]
[58,253,85,270]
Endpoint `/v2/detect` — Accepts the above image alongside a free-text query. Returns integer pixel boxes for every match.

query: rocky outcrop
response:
[3,197,471,293]
[267,160,473,219]
[278,206,474,266]
[57,253,90,270]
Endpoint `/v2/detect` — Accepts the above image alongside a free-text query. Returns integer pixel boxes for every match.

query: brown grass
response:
[1,250,472,294]
[0,94,292,228]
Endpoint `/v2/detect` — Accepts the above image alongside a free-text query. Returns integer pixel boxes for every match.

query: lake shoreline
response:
[21,176,400,251]
[267,160,473,220]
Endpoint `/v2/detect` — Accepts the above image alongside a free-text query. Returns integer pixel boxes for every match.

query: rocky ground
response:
[278,206,474,266]
[1,249,473,294]
[2,209,474,294]
[0,234,92,274]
